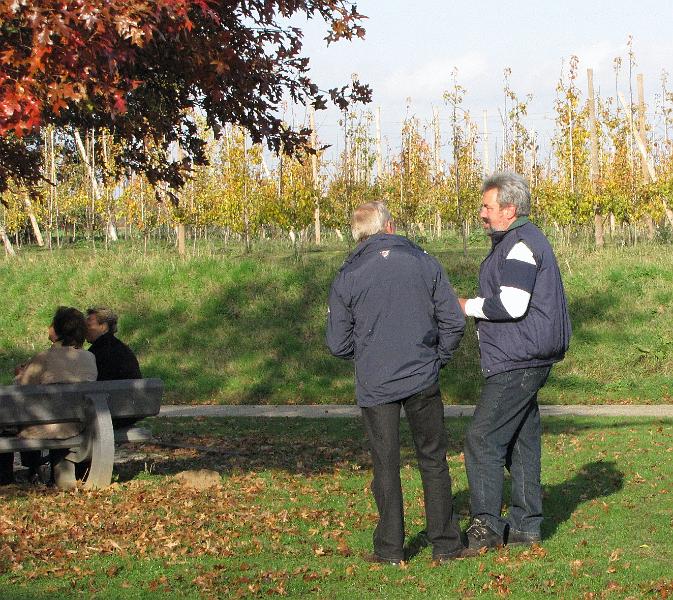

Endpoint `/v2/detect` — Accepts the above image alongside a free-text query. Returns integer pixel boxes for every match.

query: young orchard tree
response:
[324,109,378,238]
[501,68,534,176]
[385,115,434,238]
[444,73,482,253]
[272,150,318,243]
[216,125,271,250]
[548,56,592,227]
[0,1,371,196]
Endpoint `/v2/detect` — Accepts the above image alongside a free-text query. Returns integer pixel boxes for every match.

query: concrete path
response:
[160,404,673,418]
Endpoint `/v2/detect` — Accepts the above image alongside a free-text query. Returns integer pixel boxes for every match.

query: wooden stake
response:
[432,106,442,237]
[0,225,16,256]
[618,91,673,227]
[375,107,383,180]
[587,68,604,248]
[482,109,490,174]
[310,107,321,246]
[637,75,650,183]
[100,132,118,242]
[24,198,44,246]
[637,74,655,238]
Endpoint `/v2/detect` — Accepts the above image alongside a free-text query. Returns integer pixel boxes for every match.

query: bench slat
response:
[0,428,154,453]
[0,378,163,427]
[0,435,84,452]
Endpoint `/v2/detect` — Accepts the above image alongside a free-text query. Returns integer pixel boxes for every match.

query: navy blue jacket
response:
[326,233,465,407]
[476,219,571,377]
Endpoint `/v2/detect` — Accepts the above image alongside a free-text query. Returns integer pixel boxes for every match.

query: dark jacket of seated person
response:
[85,307,142,381]
[89,331,142,381]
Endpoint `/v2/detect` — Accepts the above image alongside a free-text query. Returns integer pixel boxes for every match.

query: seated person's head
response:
[49,307,87,348]
[85,307,118,343]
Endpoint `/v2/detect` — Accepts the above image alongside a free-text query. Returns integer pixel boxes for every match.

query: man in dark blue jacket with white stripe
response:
[459,172,571,553]
[327,201,465,565]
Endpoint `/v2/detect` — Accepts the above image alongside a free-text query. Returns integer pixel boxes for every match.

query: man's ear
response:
[385,221,396,234]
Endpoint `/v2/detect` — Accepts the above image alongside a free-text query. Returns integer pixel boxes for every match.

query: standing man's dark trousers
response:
[361,383,463,561]
[464,366,552,539]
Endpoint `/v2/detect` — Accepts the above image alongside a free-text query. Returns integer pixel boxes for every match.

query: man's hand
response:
[458,298,468,315]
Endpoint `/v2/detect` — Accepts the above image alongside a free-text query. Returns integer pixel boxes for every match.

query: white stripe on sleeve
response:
[506,241,536,264]
[464,297,487,319]
[500,285,531,318]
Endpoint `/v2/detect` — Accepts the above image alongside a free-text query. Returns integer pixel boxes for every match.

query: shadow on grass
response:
[446,459,623,545]
[106,416,655,482]
[0,247,487,403]
[541,460,623,541]
[113,250,486,405]
[121,256,355,405]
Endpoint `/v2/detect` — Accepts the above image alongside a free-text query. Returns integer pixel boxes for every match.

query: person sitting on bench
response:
[0,307,97,485]
[85,307,141,381]
[86,307,142,430]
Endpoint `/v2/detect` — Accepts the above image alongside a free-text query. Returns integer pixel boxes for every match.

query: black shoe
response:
[432,547,465,563]
[506,529,541,547]
[464,518,504,555]
[362,552,402,567]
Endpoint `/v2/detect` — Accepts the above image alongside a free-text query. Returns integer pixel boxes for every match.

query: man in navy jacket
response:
[327,201,465,565]
[459,172,571,553]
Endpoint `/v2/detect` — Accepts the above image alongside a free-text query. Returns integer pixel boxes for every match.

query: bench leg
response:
[82,394,115,490]
[52,450,76,489]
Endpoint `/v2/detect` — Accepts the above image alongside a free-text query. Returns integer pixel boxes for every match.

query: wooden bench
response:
[0,378,163,489]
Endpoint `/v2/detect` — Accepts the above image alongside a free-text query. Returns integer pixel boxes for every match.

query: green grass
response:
[1,237,672,404]
[1,416,672,598]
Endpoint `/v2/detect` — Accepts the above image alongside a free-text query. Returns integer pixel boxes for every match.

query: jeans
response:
[464,366,552,537]
[361,383,463,560]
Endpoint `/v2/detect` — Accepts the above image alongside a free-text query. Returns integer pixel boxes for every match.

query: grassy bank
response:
[0,238,671,404]
[1,415,672,598]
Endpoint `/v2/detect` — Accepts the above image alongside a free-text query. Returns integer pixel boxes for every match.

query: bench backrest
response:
[0,378,163,427]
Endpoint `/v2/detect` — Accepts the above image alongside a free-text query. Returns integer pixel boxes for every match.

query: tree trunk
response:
[594,213,604,248]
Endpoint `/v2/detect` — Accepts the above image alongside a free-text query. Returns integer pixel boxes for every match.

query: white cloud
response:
[377,53,488,107]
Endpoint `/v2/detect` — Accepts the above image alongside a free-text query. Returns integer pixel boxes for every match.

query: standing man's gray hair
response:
[351,201,393,243]
[482,172,531,217]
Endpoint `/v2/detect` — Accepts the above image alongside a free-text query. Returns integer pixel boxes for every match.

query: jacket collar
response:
[342,233,421,268]
[89,330,113,349]
[490,216,529,246]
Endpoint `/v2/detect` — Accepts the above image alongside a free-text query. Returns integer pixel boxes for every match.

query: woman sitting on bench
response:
[0,307,97,485]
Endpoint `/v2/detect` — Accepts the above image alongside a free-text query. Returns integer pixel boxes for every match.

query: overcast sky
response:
[291,0,673,168]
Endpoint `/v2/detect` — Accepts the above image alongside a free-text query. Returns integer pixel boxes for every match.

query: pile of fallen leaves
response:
[0,435,375,597]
